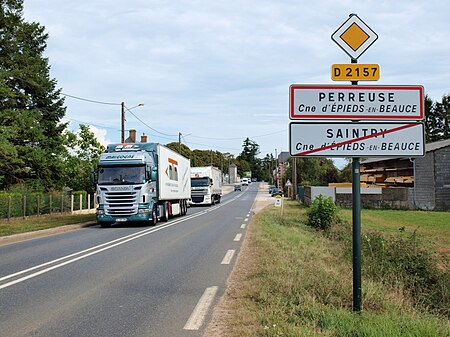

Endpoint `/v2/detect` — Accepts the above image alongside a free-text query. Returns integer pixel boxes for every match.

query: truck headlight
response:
[138,209,150,214]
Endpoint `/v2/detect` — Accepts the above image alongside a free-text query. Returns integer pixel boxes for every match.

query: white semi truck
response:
[95,143,191,227]
[190,166,222,206]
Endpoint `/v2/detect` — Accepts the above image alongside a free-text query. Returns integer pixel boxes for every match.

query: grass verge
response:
[0,213,96,237]
[220,201,449,337]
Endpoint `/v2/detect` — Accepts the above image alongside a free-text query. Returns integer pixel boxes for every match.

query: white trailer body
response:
[190,166,222,206]
[157,144,191,200]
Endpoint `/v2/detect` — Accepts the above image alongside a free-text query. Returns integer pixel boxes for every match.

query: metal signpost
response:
[289,14,425,313]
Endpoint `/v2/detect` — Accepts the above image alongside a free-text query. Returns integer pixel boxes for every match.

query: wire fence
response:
[0,193,97,220]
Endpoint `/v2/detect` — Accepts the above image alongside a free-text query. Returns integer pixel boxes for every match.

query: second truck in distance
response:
[190,166,222,206]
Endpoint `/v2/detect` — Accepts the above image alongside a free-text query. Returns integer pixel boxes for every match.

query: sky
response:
[23,0,450,168]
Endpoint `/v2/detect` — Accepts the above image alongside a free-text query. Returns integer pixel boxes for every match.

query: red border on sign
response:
[289,85,424,120]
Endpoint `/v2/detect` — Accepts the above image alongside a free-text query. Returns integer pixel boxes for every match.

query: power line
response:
[61,93,120,106]
[125,106,178,137]
[186,129,286,140]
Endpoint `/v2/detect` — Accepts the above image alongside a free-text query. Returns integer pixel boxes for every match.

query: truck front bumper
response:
[96,204,153,223]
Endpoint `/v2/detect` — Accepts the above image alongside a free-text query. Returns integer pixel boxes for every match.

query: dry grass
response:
[205,201,450,337]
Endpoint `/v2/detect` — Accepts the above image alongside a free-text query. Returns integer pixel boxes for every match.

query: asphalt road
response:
[0,183,261,337]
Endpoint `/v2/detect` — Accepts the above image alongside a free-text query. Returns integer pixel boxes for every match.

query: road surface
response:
[0,183,265,337]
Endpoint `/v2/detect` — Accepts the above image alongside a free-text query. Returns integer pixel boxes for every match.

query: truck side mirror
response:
[151,168,158,181]
[90,168,96,185]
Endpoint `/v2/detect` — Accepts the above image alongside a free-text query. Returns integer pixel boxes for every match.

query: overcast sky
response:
[23,1,450,167]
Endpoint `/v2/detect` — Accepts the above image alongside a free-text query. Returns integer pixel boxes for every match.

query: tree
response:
[237,138,262,179]
[0,1,67,191]
[287,157,338,186]
[62,125,105,192]
[424,94,450,142]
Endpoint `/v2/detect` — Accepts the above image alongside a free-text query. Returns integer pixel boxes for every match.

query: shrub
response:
[307,195,338,230]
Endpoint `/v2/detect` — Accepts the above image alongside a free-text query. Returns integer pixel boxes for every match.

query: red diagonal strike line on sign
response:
[295,123,417,156]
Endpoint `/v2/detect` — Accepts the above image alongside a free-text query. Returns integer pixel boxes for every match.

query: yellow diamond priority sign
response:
[332,14,378,60]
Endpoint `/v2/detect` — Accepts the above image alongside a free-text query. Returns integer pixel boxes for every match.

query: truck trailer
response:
[95,143,191,227]
[190,166,222,206]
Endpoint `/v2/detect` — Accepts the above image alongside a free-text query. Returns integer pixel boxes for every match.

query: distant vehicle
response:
[271,188,283,197]
[268,185,276,193]
[234,184,242,191]
[190,166,222,206]
[241,178,249,186]
[251,178,257,182]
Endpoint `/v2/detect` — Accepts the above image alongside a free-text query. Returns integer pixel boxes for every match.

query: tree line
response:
[1,1,449,194]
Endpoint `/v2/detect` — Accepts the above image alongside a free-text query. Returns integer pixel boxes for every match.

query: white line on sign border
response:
[296,123,414,155]
[289,84,424,120]
[289,121,425,158]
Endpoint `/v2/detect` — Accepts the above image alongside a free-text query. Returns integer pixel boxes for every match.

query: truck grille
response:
[191,189,208,196]
[105,191,138,216]
[192,195,205,203]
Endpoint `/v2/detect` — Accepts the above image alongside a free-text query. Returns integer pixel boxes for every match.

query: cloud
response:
[24,0,450,161]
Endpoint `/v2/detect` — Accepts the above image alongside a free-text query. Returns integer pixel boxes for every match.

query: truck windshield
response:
[191,177,210,187]
[98,165,146,185]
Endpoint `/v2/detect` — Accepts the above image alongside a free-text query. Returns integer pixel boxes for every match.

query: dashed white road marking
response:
[240,223,246,229]
[234,233,242,242]
[244,218,249,222]
[183,286,219,330]
[221,250,235,265]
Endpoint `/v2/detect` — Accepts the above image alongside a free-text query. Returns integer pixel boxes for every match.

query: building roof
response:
[425,138,450,152]
[278,152,290,163]
[362,138,450,165]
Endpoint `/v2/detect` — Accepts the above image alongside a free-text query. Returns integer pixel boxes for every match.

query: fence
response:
[0,193,97,220]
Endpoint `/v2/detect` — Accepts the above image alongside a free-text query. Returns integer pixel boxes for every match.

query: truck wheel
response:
[150,206,158,226]
[161,202,169,222]
[180,200,185,216]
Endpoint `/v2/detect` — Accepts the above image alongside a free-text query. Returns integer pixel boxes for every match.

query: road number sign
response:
[289,122,425,157]
[332,64,380,81]
[290,85,424,120]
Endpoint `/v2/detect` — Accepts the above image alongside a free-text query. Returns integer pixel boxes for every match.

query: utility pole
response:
[121,102,125,143]
[178,132,182,152]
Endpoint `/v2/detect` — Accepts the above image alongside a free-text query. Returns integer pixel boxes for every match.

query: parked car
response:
[234,184,242,191]
[268,185,276,194]
[271,188,283,197]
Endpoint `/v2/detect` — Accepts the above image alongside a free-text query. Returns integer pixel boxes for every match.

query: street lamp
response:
[121,102,144,142]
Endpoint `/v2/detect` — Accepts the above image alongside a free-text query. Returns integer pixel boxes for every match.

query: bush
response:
[307,195,338,230]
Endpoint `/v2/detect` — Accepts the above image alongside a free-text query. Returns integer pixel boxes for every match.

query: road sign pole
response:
[351,57,362,313]
[352,157,362,312]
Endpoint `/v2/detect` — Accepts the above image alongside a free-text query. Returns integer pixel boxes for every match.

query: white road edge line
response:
[183,286,219,330]
[234,233,242,242]
[221,250,235,265]
[240,223,246,229]
[244,218,249,222]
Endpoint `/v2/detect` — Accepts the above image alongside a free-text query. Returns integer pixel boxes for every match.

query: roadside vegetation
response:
[220,200,449,336]
[0,214,95,237]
